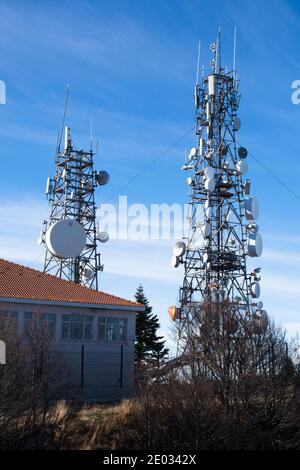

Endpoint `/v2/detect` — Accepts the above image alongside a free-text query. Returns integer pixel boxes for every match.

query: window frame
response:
[98,317,128,343]
[61,313,94,341]
[23,311,57,337]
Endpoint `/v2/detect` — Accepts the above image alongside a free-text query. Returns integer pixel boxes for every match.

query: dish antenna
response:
[95,170,110,186]
[45,219,86,259]
[98,231,109,243]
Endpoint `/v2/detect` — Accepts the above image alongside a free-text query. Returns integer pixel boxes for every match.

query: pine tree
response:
[134,285,169,366]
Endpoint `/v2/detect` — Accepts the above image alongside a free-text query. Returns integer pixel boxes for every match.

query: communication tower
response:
[39,112,110,289]
[168,33,267,357]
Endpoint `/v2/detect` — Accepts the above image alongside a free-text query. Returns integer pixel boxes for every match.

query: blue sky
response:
[0,0,300,350]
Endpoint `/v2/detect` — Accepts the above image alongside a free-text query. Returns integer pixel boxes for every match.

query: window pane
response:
[62,323,69,339]
[70,322,83,340]
[107,318,119,324]
[48,322,56,337]
[98,325,105,340]
[120,326,127,341]
[98,317,105,324]
[48,313,56,321]
[72,314,83,322]
[85,315,93,323]
[84,323,92,340]
[62,314,70,321]
[24,312,32,320]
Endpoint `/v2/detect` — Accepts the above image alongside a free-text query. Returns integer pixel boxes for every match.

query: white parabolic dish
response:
[244,196,259,220]
[45,219,86,259]
[173,241,186,257]
[247,232,263,257]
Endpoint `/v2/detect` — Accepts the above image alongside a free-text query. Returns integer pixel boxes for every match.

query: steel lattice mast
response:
[39,126,109,290]
[169,35,266,356]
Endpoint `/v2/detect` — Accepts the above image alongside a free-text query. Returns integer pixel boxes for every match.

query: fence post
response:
[120,345,124,387]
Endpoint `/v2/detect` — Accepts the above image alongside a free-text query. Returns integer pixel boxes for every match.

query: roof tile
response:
[0,258,141,308]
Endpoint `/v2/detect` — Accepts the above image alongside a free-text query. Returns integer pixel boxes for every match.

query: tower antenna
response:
[57,84,70,153]
[233,27,237,81]
[90,115,93,152]
[216,28,221,72]
[196,40,201,85]
[40,105,110,290]
[169,33,266,367]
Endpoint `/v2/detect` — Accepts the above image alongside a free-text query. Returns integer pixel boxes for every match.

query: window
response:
[98,317,127,342]
[61,314,93,340]
[24,312,56,337]
[0,310,18,327]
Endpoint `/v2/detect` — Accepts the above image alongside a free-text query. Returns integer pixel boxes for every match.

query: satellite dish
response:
[244,196,259,220]
[247,232,263,257]
[251,282,260,298]
[236,160,248,175]
[168,305,179,321]
[171,255,180,268]
[206,207,212,219]
[257,300,263,309]
[247,222,259,233]
[233,116,241,131]
[186,177,193,186]
[45,219,86,259]
[95,170,110,186]
[205,199,210,209]
[205,178,215,192]
[189,147,197,158]
[223,161,230,169]
[204,166,214,179]
[98,231,109,243]
[173,240,186,257]
[82,267,93,280]
[238,147,248,159]
[204,238,210,248]
[203,252,209,263]
[202,222,211,237]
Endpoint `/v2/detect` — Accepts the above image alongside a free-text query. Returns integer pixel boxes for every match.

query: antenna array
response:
[169,34,267,356]
[39,123,110,290]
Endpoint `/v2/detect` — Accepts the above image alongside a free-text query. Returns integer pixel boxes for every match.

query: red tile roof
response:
[0,258,142,309]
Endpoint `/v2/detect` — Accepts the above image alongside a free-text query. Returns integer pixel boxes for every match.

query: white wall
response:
[0,301,137,402]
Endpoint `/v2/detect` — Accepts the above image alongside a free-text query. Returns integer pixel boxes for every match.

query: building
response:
[0,258,143,402]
